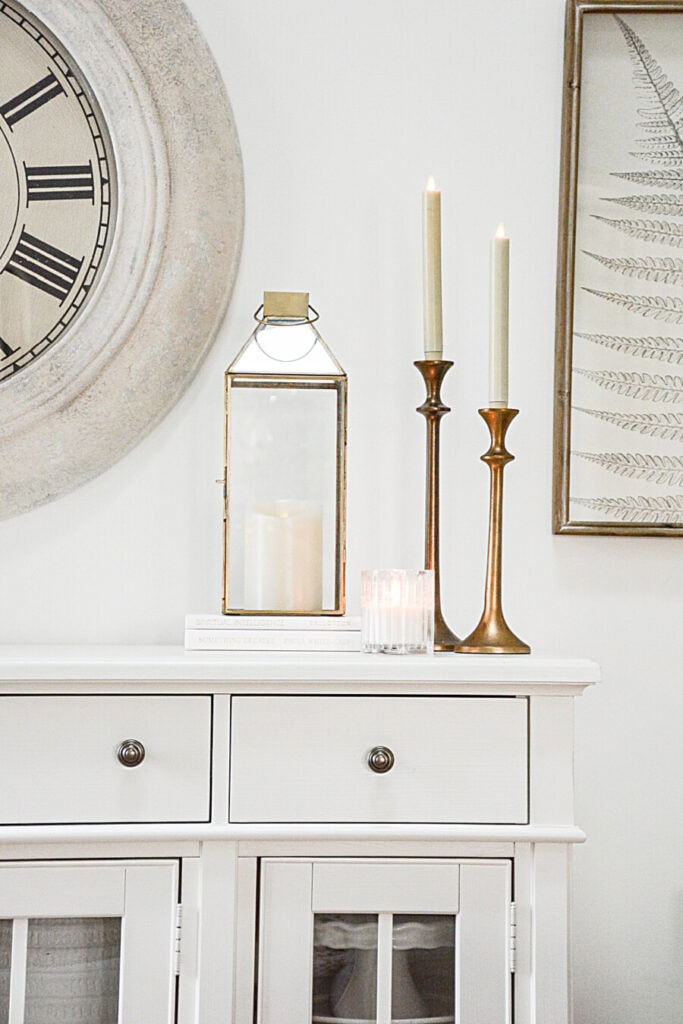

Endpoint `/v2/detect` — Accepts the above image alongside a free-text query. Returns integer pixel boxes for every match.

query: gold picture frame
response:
[554,0,683,534]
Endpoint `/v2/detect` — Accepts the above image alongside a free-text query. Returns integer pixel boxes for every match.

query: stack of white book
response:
[184,613,361,651]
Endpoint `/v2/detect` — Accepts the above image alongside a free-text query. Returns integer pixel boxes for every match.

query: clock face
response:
[0,0,115,383]
[0,0,243,519]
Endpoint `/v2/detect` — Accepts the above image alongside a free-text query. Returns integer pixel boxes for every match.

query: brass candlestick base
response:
[415,360,460,651]
[455,408,530,655]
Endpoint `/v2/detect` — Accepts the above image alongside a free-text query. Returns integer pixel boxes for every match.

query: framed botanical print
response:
[554,0,683,534]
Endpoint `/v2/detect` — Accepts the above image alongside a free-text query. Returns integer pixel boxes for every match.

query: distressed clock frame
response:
[0,0,244,518]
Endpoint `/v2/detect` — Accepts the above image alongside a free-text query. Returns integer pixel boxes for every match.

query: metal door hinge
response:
[509,902,517,974]
[174,904,183,976]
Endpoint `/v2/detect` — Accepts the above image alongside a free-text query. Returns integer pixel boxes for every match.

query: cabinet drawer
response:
[0,695,211,824]
[229,696,528,824]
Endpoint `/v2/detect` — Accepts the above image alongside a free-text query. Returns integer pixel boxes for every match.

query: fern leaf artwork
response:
[566,14,683,530]
[573,408,683,441]
[575,333,683,364]
[582,289,683,322]
[570,495,683,524]
[581,288,683,319]
[611,169,683,189]
[582,253,683,285]
[614,16,683,157]
[573,368,683,403]
[602,195,683,217]
[573,451,683,485]
[590,216,683,247]
[628,148,683,165]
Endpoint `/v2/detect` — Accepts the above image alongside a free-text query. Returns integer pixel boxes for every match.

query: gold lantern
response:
[222,292,347,615]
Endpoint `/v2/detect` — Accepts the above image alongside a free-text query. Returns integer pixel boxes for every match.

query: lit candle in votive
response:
[422,178,443,359]
[489,223,509,408]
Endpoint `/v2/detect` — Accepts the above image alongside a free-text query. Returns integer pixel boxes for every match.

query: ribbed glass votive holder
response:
[360,569,434,655]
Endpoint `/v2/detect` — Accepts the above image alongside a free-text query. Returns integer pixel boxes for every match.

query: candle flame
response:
[426,176,437,191]
[390,578,402,606]
[495,223,507,238]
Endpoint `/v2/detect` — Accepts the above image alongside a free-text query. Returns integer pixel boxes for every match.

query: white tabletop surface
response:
[0,645,599,685]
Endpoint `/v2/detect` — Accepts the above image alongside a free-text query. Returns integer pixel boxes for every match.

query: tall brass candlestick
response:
[455,408,530,654]
[415,360,460,651]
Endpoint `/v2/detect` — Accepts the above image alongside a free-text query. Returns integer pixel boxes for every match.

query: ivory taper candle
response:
[489,223,509,407]
[422,178,443,359]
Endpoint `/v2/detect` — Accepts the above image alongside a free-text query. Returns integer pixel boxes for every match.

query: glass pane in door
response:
[24,918,121,1024]
[392,915,455,1022]
[313,914,378,1023]
[0,920,11,1024]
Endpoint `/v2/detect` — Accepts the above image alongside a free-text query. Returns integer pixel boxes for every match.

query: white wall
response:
[1,1,681,1020]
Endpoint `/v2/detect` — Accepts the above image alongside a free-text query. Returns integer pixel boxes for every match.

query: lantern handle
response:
[253,303,320,326]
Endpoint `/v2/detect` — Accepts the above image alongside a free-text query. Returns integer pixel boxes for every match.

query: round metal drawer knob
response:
[116,739,146,768]
[367,745,395,774]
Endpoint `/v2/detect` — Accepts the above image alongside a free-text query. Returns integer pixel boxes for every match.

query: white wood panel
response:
[0,823,584,846]
[512,843,533,1024]
[237,840,515,858]
[0,841,201,859]
[312,860,459,913]
[458,861,512,1024]
[211,695,231,825]
[533,844,571,1024]
[258,860,314,1024]
[0,863,125,916]
[119,862,178,1023]
[0,696,211,824]
[195,842,239,1024]
[176,856,201,1024]
[0,647,600,689]
[529,697,575,824]
[230,696,528,824]
[233,857,258,1024]
[377,911,393,1024]
[7,918,27,1024]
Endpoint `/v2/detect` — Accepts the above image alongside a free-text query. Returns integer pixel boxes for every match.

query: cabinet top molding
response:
[0,646,599,691]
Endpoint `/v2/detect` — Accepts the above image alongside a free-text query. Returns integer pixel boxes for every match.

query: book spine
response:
[184,629,361,652]
[185,614,361,632]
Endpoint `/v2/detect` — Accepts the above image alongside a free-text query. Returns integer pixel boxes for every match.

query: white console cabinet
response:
[0,647,597,1024]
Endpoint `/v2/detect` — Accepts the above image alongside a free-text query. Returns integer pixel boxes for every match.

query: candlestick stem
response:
[415,360,460,651]
[455,408,530,654]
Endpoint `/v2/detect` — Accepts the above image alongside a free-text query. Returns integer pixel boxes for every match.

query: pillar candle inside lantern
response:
[244,500,323,611]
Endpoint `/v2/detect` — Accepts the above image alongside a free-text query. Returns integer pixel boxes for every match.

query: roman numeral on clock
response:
[25,162,95,203]
[4,230,83,302]
[0,336,18,360]
[0,71,65,128]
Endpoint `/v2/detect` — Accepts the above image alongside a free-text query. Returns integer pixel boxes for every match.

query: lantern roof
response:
[228,321,345,377]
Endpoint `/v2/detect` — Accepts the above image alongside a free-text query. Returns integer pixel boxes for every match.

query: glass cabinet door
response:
[0,861,178,1024]
[313,914,379,1021]
[0,917,121,1024]
[313,912,455,1023]
[258,859,512,1024]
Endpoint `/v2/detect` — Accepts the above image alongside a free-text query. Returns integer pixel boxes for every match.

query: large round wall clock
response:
[0,0,244,518]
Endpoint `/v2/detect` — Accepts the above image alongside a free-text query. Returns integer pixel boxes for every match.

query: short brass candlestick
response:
[415,360,460,651]
[455,407,530,655]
